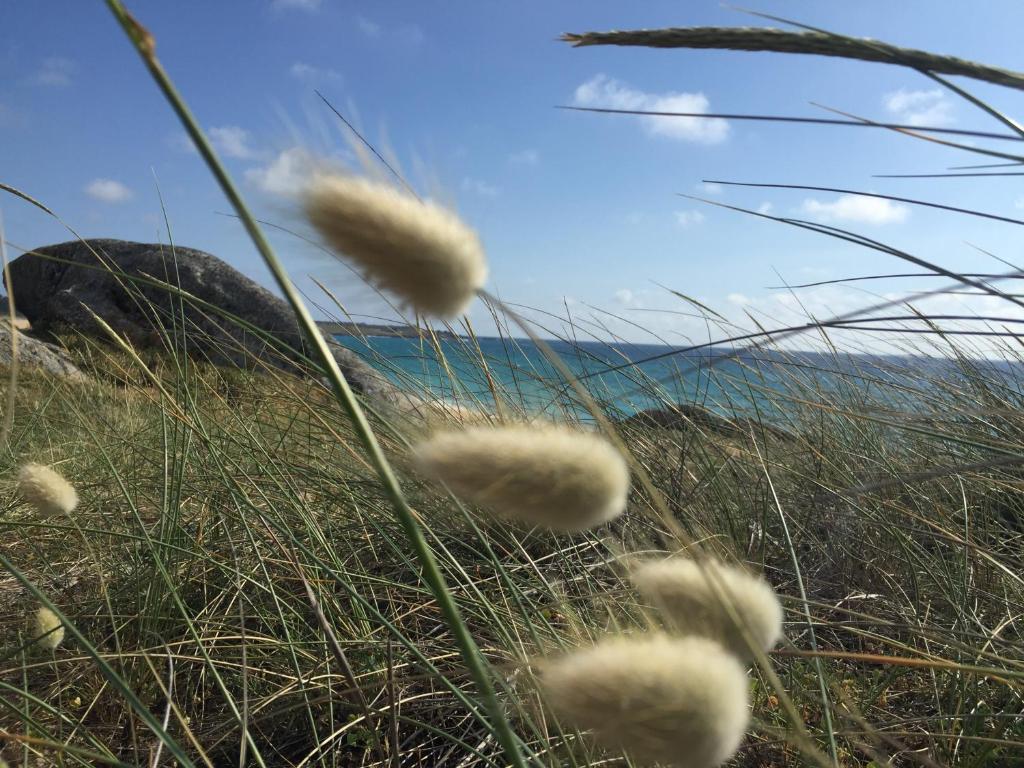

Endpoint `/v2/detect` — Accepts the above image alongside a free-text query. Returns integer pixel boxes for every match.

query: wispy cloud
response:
[727,293,751,306]
[209,125,257,159]
[674,209,706,227]
[290,62,342,82]
[883,88,954,126]
[272,0,321,11]
[85,178,132,203]
[572,75,729,144]
[461,177,499,197]
[356,16,424,46]
[245,147,315,197]
[614,288,635,304]
[168,132,197,154]
[800,194,909,225]
[757,202,774,215]
[31,57,74,87]
[697,181,723,195]
[356,15,381,38]
[509,148,540,166]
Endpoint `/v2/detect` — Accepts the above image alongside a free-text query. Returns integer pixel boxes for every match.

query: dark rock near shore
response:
[621,404,794,441]
[7,239,395,397]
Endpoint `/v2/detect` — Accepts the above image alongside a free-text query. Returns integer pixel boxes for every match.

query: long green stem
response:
[561,26,1024,91]
[102,3,529,766]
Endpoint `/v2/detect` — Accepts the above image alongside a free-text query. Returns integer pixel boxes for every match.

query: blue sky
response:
[4,1,1024,351]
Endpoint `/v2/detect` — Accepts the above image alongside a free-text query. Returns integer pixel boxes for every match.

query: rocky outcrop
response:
[7,239,394,397]
[0,324,84,380]
[621,404,794,441]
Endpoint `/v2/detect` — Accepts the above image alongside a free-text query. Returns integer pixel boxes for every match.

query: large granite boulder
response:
[6,239,394,397]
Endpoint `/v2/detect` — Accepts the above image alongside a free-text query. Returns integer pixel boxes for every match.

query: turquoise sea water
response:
[334,334,981,420]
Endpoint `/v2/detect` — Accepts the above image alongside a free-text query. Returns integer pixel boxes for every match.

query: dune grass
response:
[2,299,1023,766]
[3,7,1024,768]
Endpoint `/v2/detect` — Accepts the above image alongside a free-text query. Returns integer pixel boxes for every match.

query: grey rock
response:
[0,323,84,380]
[7,239,394,397]
[0,297,31,330]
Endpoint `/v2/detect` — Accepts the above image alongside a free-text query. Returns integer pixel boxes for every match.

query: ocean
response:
[333,334,992,421]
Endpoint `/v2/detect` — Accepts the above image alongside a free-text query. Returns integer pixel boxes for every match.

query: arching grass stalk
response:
[101,4,531,767]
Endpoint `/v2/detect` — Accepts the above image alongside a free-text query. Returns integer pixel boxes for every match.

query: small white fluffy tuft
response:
[540,634,749,767]
[33,606,65,650]
[17,463,78,516]
[410,424,629,532]
[630,557,783,660]
[303,173,487,317]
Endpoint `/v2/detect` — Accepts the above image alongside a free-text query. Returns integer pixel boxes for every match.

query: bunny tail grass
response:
[33,606,65,650]
[304,172,487,318]
[411,424,630,531]
[540,634,749,767]
[631,557,784,660]
[17,463,78,516]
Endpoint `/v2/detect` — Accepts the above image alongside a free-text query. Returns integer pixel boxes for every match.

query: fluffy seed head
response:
[630,557,783,660]
[17,463,78,516]
[303,173,487,318]
[410,424,629,532]
[33,606,64,650]
[540,634,749,767]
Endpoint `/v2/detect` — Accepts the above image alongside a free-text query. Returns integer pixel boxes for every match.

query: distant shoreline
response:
[317,321,457,339]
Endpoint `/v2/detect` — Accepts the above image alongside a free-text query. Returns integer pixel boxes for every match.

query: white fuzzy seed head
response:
[33,606,64,650]
[303,173,487,318]
[540,634,749,767]
[17,463,78,516]
[410,424,630,532]
[630,557,783,660]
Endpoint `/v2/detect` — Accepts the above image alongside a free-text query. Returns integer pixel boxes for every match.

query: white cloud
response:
[705,284,1024,357]
[509,148,540,166]
[883,88,954,126]
[1014,196,1024,211]
[757,202,774,215]
[169,133,197,154]
[614,288,634,304]
[461,177,499,197]
[290,62,342,82]
[697,182,723,195]
[209,125,257,159]
[85,178,132,203]
[245,147,315,197]
[572,74,729,144]
[356,16,382,38]
[674,209,706,228]
[32,57,74,87]
[272,0,320,10]
[800,194,909,225]
[356,18,424,46]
